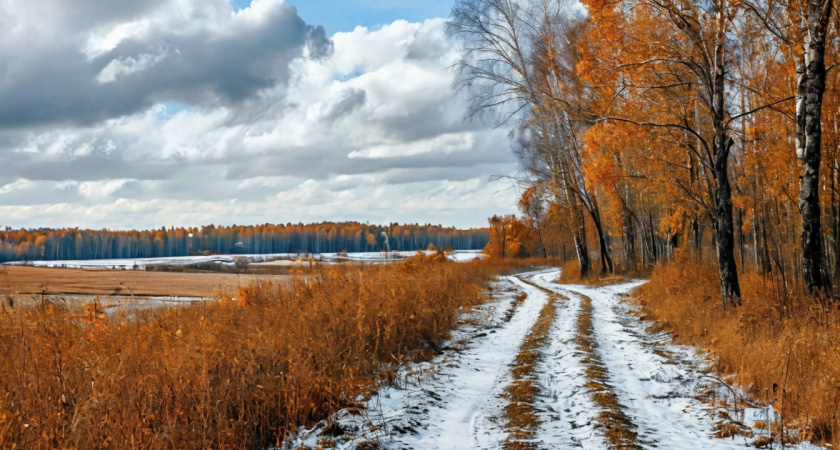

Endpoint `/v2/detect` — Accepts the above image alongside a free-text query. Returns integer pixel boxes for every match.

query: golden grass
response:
[635,258,840,446]
[556,260,640,286]
[573,293,641,449]
[502,290,558,450]
[0,265,289,298]
[0,253,528,449]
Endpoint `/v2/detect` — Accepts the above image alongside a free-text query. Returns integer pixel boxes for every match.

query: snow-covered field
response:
[6,250,484,269]
[290,269,823,449]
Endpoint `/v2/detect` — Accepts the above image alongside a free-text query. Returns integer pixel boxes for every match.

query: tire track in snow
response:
[498,282,558,449]
[404,271,553,449]
[520,272,610,449]
[298,271,819,449]
[556,282,759,449]
[574,291,642,448]
[529,273,642,449]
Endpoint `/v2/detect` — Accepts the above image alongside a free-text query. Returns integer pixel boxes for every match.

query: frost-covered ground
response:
[290,269,824,450]
[7,250,483,269]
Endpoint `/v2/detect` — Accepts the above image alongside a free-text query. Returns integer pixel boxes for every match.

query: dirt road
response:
[293,270,820,449]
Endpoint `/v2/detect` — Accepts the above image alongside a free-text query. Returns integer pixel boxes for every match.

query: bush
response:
[234,256,249,270]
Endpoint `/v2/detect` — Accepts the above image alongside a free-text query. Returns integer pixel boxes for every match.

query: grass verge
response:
[634,258,840,446]
[501,281,559,450]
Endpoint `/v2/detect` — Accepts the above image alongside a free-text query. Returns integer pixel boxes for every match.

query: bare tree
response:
[449,0,616,275]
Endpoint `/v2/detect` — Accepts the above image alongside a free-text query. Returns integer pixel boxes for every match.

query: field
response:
[0,254,530,449]
[0,265,291,307]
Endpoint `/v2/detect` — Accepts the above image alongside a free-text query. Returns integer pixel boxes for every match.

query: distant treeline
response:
[0,222,489,263]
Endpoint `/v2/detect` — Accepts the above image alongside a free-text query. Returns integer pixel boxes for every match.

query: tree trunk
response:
[624,205,637,270]
[738,209,745,269]
[799,0,832,294]
[833,159,840,281]
[713,141,742,307]
[761,210,773,274]
[712,8,742,308]
[587,205,614,275]
[573,205,591,278]
[648,213,658,264]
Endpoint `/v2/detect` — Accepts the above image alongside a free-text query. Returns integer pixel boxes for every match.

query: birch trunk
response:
[799,0,832,293]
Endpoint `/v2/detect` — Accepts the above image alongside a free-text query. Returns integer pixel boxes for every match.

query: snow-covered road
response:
[292,270,822,449]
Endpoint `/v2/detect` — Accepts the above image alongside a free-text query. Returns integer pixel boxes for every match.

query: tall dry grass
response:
[635,258,840,445]
[0,253,533,449]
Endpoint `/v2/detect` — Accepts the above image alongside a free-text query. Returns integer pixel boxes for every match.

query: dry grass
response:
[501,288,559,450]
[574,293,641,449]
[635,258,840,446]
[0,253,525,449]
[0,265,289,298]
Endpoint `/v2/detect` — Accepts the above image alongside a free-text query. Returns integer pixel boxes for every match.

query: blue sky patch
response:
[232,0,454,34]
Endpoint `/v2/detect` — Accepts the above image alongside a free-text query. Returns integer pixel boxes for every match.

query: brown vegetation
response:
[0,254,526,449]
[635,259,840,446]
[0,265,287,298]
[574,293,640,448]
[502,290,559,449]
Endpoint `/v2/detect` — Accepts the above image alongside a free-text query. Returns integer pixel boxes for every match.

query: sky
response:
[0,0,519,230]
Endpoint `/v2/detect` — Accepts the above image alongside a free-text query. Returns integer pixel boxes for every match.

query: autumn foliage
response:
[0,254,523,449]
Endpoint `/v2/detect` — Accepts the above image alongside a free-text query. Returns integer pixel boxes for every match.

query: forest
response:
[453,0,840,304]
[0,222,489,263]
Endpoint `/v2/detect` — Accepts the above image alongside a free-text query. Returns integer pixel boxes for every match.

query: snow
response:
[8,250,484,269]
[527,272,607,447]
[285,269,827,449]
[534,277,823,450]
[447,250,485,262]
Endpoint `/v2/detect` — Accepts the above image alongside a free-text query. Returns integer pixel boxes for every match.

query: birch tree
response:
[449,0,616,276]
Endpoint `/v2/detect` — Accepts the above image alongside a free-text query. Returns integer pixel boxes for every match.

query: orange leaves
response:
[485,215,545,259]
[82,301,107,325]
[517,186,540,214]
[237,286,253,308]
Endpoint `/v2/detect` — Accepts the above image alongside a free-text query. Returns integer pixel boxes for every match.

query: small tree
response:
[234,257,250,271]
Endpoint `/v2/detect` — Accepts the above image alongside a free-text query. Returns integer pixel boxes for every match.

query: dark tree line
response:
[0,222,489,263]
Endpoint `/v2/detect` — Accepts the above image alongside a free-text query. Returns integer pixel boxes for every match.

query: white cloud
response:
[348,133,476,159]
[95,48,171,83]
[0,179,32,194]
[78,179,134,200]
[0,7,519,230]
[84,19,153,60]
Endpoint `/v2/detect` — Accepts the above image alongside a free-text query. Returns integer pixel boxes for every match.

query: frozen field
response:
[6,250,484,269]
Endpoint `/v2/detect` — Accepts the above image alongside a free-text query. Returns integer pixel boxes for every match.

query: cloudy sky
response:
[0,0,519,230]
